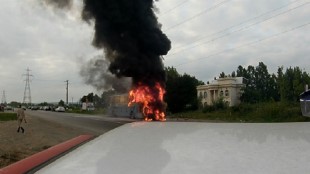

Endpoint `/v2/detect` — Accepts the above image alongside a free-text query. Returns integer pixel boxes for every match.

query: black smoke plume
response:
[81,0,171,86]
[43,0,171,88]
[42,0,171,119]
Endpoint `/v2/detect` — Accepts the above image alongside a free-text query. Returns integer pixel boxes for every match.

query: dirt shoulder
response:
[0,115,98,168]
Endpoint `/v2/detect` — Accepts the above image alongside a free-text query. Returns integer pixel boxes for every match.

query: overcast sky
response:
[0,0,309,104]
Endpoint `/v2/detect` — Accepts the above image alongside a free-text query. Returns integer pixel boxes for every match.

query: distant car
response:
[31,106,39,110]
[43,106,51,111]
[4,106,13,110]
[55,106,65,112]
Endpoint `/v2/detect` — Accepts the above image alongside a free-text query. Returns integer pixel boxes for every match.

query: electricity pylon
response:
[23,68,33,105]
[1,90,6,104]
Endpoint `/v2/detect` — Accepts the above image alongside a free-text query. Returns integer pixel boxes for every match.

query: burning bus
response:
[109,82,167,121]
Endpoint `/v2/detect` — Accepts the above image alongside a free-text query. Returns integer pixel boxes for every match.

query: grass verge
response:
[0,113,17,121]
[169,102,310,122]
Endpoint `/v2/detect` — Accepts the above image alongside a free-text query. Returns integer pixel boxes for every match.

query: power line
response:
[33,78,64,82]
[164,0,232,32]
[160,0,190,15]
[171,0,303,51]
[169,1,309,56]
[173,22,310,67]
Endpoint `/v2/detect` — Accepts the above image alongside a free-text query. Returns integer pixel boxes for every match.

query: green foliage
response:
[81,92,103,108]
[202,97,227,113]
[165,66,204,113]
[38,102,49,106]
[8,101,21,108]
[278,67,310,102]
[0,113,17,121]
[80,93,94,103]
[172,102,309,122]
[58,100,65,106]
[236,62,310,103]
[219,72,226,78]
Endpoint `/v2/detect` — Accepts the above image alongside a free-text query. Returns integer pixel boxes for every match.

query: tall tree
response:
[277,66,285,102]
[238,62,310,103]
[239,62,279,103]
[219,72,226,78]
[58,100,65,106]
[165,66,204,113]
[231,71,236,77]
[281,67,310,102]
[80,93,94,103]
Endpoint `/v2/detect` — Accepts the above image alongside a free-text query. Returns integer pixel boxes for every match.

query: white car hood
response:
[36,122,310,174]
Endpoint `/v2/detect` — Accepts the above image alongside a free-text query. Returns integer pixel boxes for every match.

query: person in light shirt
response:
[16,105,27,133]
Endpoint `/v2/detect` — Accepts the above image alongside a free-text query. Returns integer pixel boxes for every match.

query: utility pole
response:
[23,68,33,105]
[65,80,69,106]
[1,90,6,104]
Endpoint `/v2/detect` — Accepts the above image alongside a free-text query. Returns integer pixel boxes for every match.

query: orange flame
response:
[128,82,166,121]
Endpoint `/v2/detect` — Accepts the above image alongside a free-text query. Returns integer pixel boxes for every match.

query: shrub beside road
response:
[170,102,310,123]
[0,113,17,121]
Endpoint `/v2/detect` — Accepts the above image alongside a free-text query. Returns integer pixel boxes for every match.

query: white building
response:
[197,77,245,107]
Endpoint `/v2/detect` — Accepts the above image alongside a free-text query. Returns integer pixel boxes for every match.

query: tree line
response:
[5,62,308,115]
[234,62,310,103]
[78,62,309,114]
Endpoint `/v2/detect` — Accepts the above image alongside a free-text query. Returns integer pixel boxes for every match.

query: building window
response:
[204,92,207,98]
[199,92,203,98]
[220,90,224,96]
[225,90,229,97]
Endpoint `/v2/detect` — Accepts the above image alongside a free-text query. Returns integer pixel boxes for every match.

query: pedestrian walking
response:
[16,105,27,133]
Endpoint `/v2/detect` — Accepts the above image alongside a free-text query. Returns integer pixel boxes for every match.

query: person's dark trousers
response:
[17,126,25,133]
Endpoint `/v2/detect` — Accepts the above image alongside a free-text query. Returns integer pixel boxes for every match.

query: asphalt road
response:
[25,110,133,135]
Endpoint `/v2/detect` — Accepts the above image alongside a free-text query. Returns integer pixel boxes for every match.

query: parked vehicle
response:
[43,106,51,111]
[31,106,39,110]
[55,106,65,112]
[82,102,95,111]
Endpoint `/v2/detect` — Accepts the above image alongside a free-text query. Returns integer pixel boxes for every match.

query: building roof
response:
[197,77,244,90]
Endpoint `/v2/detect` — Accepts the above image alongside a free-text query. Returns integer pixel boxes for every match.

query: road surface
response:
[25,110,133,135]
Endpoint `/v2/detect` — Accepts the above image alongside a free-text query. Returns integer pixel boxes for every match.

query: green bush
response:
[202,105,215,113]
[0,113,17,121]
[179,101,310,122]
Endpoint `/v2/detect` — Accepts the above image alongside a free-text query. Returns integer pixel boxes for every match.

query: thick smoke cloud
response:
[42,0,171,91]
[80,55,132,93]
[82,0,171,86]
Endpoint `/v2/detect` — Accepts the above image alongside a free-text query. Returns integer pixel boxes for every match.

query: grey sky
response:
[0,0,309,103]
